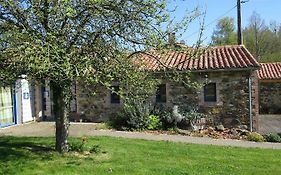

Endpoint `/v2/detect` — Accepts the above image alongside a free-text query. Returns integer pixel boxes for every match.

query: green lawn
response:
[1,136,281,175]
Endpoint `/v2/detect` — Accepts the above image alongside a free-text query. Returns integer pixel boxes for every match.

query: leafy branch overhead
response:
[0,0,204,103]
[0,0,199,86]
[0,0,201,152]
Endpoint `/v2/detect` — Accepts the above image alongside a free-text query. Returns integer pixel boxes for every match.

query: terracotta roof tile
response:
[133,45,260,72]
[258,62,281,80]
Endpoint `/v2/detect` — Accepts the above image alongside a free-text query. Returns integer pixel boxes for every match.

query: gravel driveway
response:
[259,114,281,134]
[1,122,281,149]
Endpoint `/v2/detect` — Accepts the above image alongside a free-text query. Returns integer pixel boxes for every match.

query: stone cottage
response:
[33,45,261,131]
[258,62,281,114]
[72,45,260,130]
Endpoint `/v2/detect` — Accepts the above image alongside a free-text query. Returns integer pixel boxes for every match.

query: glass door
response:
[0,86,14,127]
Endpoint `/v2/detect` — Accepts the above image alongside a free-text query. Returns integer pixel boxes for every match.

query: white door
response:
[21,79,33,122]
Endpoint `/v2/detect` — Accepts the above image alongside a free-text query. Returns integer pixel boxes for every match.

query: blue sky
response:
[168,0,281,45]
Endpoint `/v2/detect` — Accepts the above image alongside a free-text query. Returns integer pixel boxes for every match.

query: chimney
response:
[180,40,185,45]
[168,32,176,45]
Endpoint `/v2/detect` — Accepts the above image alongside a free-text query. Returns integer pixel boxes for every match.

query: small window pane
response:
[110,86,120,104]
[156,84,166,103]
[204,83,216,102]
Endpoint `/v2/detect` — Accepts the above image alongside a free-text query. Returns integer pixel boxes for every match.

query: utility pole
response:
[237,0,249,45]
[237,0,242,45]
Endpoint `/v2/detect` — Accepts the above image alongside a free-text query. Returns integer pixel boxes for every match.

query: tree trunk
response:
[52,83,70,153]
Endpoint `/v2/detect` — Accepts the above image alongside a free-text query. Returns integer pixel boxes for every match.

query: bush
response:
[152,105,205,130]
[264,133,281,143]
[109,113,129,130]
[110,99,152,130]
[125,100,151,130]
[247,132,265,142]
[148,115,162,130]
[110,100,204,131]
[152,105,175,129]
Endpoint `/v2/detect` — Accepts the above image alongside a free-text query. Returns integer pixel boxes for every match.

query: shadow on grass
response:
[0,136,55,162]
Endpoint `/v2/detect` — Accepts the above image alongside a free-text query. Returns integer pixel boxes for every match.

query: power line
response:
[183,5,237,40]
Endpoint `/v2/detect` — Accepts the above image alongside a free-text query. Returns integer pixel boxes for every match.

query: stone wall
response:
[165,71,259,130]
[73,70,259,130]
[33,84,42,121]
[74,85,122,122]
[259,82,281,114]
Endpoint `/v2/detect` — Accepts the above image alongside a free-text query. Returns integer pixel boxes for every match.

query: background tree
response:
[243,12,281,62]
[211,17,237,45]
[210,12,281,63]
[243,11,270,60]
[0,1,199,152]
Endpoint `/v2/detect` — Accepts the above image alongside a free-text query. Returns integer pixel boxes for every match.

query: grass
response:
[0,136,281,175]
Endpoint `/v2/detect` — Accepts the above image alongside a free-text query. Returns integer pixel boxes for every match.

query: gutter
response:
[151,67,260,74]
[259,79,281,83]
[189,67,259,73]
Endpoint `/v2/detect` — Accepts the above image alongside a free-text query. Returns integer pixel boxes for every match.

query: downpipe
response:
[248,75,253,132]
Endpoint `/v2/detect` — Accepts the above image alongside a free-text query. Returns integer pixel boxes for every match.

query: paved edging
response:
[84,130,281,149]
[1,122,281,149]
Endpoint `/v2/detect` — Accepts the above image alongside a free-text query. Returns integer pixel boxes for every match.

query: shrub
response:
[125,100,151,130]
[264,133,281,143]
[109,113,129,130]
[148,115,162,130]
[247,132,265,142]
[152,105,175,129]
[153,105,205,130]
[152,105,182,129]
[111,100,205,131]
[110,99,152,130]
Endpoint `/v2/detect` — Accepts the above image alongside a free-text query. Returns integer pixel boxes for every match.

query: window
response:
[42,86,47,110]
[0,86,14,126]
[156,84,167,103]
[110,86,120,104]
[204,83,217,102]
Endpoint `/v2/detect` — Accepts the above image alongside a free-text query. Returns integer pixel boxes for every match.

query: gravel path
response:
[1,122,281,149]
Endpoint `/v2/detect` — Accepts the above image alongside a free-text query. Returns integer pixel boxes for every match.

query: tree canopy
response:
[210,12,281,63]
[0,0,199,152]
[211,17,237,46]
[243,12,281,62]
[0,0,169,85]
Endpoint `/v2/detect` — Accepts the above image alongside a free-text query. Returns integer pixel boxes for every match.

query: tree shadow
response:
[0,136,55,162]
